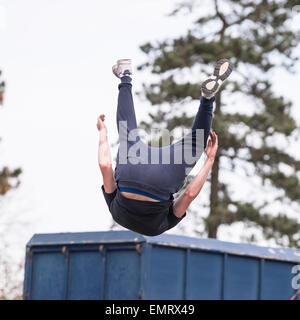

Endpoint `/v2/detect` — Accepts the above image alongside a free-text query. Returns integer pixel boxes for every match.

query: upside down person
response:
[97,58,233,236]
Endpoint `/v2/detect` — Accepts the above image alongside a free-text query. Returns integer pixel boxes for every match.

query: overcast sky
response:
[0,0,299,252]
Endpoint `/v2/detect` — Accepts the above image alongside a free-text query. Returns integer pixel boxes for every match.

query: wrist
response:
[99,131,108,141]
[206,156,215,165]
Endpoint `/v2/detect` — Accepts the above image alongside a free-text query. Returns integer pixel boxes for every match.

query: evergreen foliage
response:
[138,0,300,246]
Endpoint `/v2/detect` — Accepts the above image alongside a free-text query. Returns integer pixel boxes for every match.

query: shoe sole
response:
[118,59,132,76]
[112,59,132,78]
[201,59,233,97]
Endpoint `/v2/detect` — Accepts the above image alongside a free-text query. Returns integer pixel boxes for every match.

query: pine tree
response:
[138,0,300,247]
[0,70,21,196]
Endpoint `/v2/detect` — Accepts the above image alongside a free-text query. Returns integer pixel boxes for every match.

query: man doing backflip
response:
[97,58,233,236]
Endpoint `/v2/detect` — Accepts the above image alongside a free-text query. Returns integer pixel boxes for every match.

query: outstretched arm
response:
[173,131,218,218]
[97,114,117,193]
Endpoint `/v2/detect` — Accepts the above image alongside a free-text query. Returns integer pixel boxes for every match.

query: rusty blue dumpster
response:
[23,230,300,300]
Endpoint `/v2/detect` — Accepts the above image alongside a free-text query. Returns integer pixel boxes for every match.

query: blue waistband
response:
[119,187,165,202]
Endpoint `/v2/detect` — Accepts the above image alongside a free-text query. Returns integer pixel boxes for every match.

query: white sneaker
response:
[201,59,233,99]
[112,59,132,78]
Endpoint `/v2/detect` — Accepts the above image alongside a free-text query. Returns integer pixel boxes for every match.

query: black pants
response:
[114,76,215,200]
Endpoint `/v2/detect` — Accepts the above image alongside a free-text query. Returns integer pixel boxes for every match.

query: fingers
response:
[213,133,218,147]
[96,114,106,131]
[209,131,218,146]
[98,114,105,122]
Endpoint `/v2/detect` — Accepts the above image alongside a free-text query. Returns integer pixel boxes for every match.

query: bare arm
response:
[97,114,117,193]
[173,131,218,218]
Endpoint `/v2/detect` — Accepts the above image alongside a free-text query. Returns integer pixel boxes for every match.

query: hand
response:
[206,131,218,160]
[97,114,107,135]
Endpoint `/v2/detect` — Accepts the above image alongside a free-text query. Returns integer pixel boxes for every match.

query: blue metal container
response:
[23,231,300,300]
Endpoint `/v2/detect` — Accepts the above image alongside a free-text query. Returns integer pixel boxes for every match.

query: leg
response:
[166,58,233,191]
[151,96,214,197]
[116,76,138,134]
[115,75,141,169]
[191,96,215,150]
[170,96,215,174]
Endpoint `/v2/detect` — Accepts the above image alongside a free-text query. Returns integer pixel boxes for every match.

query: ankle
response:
[121,75,132,83]
[201,93,215,100]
